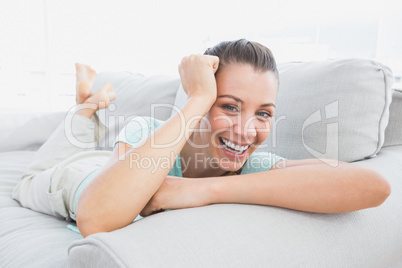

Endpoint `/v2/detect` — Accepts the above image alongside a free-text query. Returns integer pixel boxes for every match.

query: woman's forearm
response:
[203,163,391,214]
[77,97,211,237]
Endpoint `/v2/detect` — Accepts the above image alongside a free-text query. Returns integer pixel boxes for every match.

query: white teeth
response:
[223,144,240,154]
[221,137,249,152]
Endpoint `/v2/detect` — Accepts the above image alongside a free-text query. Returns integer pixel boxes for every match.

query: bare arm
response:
[204,161,391,213]
[141,159,391,215]
[76,55,219,237]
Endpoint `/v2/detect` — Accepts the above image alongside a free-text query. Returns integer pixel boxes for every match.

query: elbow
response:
[76,196,132,238]
[338,171,391,213]
[368,171,391,208]
[76,217,103,238]
[76,198,107,238]
[76,210,105,238]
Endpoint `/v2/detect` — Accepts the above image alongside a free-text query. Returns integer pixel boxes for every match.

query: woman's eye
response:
[257,111,272,118]
[223,105,238,112]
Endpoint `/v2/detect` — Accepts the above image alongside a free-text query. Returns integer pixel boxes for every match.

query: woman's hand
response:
[178,54,220,107]
[139,176,214,217]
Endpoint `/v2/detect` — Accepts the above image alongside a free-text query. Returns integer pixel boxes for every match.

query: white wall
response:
[0,0,401,112]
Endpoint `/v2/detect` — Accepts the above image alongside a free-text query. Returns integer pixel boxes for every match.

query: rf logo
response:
[302,101,339,167]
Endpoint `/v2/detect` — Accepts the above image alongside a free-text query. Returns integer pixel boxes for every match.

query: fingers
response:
[177,54,219,105]
[179,54,219,68]
[177,54,220,82]
[205,55,220,74]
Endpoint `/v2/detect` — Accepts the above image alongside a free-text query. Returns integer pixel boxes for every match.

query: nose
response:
[233,115,257,143]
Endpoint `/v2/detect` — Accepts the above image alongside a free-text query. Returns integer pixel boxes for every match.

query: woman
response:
[12,39,391,238]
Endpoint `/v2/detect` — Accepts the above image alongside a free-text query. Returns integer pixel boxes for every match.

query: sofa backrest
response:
[91,72,181,150]
[262,59,394,162]
[174,59,395,162]
[5,60,397,158]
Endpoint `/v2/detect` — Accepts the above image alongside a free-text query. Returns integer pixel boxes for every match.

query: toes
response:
[75,63,87,83]
[85,64,97,78]
[75,63,85,73]
[75,63,97,79]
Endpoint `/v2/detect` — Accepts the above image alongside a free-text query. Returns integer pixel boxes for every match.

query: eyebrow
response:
[217,94,276,108]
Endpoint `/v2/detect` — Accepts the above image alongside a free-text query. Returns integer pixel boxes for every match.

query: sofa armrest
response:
[0,111,65,153]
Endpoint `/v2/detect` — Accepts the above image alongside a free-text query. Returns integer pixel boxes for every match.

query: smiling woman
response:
[191,63,279,175]
[10,39,391,239]
[189,40,279,174]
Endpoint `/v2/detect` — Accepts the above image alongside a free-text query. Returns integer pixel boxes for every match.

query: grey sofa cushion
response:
[68,146,402,267]
[91,72,181,151]
[261,59,394,162]
[0,151,81,267]
[384,89,402,147]
[0,151,36,208]
[0,207,82,267]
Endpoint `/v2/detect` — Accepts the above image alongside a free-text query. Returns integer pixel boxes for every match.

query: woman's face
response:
[198,63,278,172]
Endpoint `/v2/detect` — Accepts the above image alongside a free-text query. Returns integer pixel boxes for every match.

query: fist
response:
[178,54,219,105]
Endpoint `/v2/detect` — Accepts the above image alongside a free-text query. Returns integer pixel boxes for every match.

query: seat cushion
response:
[0,207,82,267]
[0,151,36,208]
[0,151,83,267]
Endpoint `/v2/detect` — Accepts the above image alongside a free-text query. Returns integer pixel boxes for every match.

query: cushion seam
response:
[372,61,392,157]
[68,237,128,267]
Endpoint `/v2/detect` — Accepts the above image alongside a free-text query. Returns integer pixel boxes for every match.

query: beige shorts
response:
[11,109,113,222]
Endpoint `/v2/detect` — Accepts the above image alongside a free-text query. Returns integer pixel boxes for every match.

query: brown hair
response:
[204,38,279,82]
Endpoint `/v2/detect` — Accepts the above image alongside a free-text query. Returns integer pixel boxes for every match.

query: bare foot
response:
[75,63,97,104]
[86,82,117,110]
[76,82,116,119]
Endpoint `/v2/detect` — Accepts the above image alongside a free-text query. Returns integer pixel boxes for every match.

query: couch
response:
[1,59,401,267]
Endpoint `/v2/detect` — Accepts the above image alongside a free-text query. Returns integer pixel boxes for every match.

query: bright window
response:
[0,0,401,112]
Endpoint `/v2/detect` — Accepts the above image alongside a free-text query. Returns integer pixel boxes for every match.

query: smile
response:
[219,137,251,155]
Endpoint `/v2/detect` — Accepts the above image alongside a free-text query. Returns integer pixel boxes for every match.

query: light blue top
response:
[67,116,286,235]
